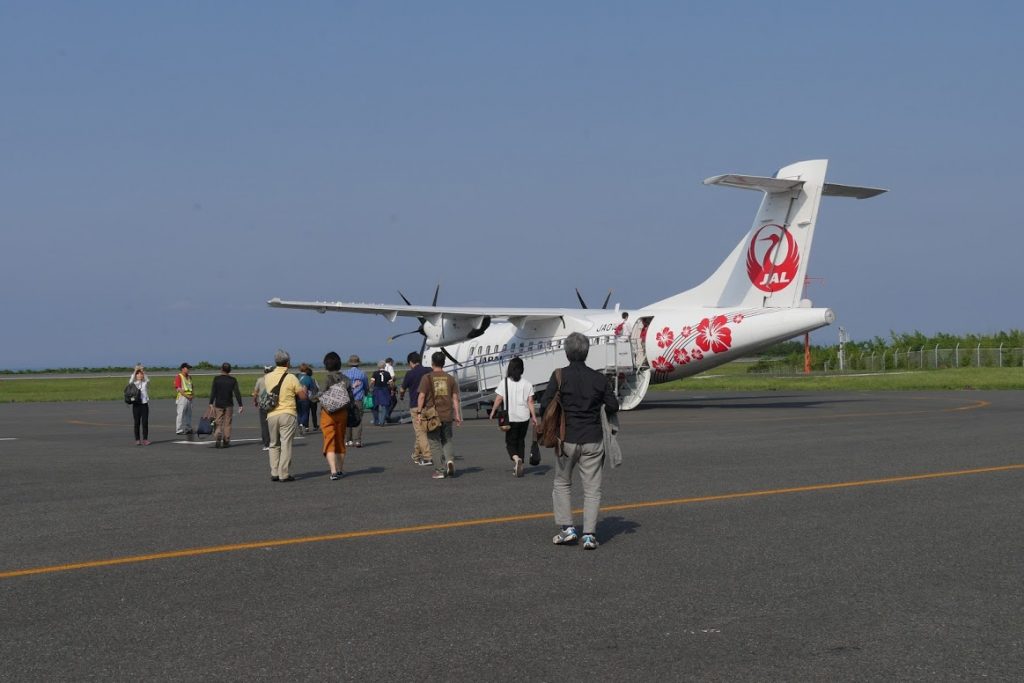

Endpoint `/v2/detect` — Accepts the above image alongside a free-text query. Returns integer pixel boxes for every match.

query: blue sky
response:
[2,2,1021,369]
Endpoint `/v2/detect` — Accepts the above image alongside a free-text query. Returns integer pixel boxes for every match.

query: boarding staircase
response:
[449,326,651,415]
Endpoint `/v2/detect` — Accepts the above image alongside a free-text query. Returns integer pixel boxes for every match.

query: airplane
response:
[269,159,885,410]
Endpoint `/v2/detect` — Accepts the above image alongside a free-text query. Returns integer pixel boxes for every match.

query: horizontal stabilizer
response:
[703,174,804,193]
[822,183,887,199]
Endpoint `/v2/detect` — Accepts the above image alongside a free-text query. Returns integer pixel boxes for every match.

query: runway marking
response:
[0,438,17,441]
[173,438,263,446]
[1,463,1021,581]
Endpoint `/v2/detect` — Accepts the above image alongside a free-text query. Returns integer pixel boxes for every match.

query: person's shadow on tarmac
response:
[596,516,641,544]
[294,466,387,480]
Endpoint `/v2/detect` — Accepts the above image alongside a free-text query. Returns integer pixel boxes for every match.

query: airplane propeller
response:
[387,283,461,365]
[575,288,612,310]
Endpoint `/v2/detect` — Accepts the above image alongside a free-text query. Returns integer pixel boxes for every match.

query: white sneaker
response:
[513,455,523,478]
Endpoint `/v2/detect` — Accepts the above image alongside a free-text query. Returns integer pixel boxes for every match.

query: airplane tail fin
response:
[648,159,885,310]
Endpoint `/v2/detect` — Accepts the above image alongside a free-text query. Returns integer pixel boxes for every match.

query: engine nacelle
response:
[422,316,490,346]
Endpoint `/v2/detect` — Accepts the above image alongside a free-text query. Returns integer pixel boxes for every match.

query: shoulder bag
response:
[419,377,442,432]
[537,368,565,449]
[257,371,289,411]
[319,378,351,414]
[496,376,510,431]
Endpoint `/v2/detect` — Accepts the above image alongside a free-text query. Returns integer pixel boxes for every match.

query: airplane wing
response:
[267,297,579,327]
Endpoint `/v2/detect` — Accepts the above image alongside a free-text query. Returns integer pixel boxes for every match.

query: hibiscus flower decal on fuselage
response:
[656,327,674,349]
[651,356,674,373]
[696,315,733,354]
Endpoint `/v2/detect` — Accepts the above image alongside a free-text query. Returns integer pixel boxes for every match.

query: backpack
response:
[537,368,565,449]
[257,371,289,411]
[123,382,141,405]
[319,381,350,413]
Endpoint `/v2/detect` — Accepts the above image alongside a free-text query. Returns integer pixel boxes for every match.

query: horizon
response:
[3,3,1022,369]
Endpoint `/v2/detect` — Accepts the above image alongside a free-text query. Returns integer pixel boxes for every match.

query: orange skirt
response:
[321,407,348,455]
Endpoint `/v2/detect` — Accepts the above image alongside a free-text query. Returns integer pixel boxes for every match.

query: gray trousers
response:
[259,407,270,447]
[175,395,192,433]
[427,421,455,474]
[552,441,604,535]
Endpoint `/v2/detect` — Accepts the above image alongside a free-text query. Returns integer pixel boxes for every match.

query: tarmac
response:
[0,391,1021,681]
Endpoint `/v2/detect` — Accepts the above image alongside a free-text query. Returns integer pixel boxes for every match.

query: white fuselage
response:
[428,305,833,398]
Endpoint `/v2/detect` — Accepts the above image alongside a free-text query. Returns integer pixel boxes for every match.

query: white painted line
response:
[0,438,18,441]
[172,438,264,446]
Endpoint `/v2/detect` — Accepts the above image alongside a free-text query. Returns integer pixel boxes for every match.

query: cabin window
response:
[502,344,507,352]
[468,346,475,356]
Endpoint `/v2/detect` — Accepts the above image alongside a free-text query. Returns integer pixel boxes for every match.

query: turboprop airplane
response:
[269,159,885,410]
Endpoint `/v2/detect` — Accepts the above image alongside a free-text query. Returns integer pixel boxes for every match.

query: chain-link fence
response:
[750,346,1024,375]
[838,346,1024,372]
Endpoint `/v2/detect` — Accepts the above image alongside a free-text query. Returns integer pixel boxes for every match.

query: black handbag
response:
[496,377,511,431]
[346,388,362,427]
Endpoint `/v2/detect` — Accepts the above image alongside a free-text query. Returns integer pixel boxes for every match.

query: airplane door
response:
[631,317,651,369]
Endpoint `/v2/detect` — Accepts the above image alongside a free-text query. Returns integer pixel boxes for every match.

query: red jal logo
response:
[746,224,800,292]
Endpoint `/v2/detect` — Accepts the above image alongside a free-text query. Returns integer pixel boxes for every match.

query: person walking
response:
[344,355,368,448]
[320,351,351,481]
[489,357,538,477]
[296,362,316,434]
[305,365,320,432]
[265,349,307,482]
[209,362,244,448]
[399,351,433,466]
[384,356,397,423]
[127,364,151,445]
[541,332,619,550]
[369,360,393,426]
[416,351,462,479]
[251,365,273,450]
[174,362,194,435]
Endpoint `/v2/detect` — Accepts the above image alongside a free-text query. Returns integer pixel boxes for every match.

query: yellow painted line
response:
[2,463,1021,581]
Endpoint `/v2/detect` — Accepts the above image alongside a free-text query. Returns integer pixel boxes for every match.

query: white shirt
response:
[496,377,533,422]
[128,372,150,404]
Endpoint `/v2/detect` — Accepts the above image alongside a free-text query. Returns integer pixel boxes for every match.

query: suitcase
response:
[197,416,214,436]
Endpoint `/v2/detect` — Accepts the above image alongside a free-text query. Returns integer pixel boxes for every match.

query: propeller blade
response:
[420,336,427,358]
[441,346,461,366]
[398,289,428,325]
[387,328,422,343]
[431,282,440,307]
[601,290,612,309]
[575,288,588,309]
